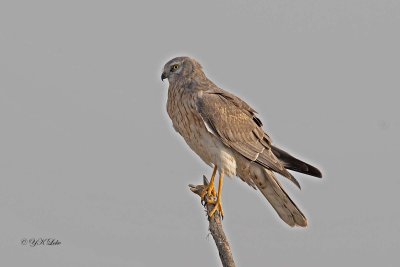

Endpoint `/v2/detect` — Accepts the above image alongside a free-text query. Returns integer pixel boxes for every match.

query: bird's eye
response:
[170,64,179,72]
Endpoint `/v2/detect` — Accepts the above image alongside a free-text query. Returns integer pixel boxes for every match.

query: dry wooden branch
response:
[189,175,236,267]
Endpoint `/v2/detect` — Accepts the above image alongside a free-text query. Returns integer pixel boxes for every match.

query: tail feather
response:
[271,145,322,178]
[251,166,307,227]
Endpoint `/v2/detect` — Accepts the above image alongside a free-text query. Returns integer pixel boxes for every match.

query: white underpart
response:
[203,136,237,176]
[199,119,237,177]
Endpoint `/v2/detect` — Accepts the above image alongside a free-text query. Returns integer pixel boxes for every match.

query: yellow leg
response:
[209,171,224,218]
[200,165,218,201]
[207,165,218,197]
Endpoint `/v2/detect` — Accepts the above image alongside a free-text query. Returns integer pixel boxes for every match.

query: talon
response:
[207,171,225,219]
[200,165,218,204]
[200,166,226,219]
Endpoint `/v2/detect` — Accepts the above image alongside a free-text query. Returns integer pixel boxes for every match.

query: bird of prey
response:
[161,56,322,227]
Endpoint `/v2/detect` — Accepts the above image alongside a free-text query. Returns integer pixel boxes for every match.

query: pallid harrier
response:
[161,56,322,227]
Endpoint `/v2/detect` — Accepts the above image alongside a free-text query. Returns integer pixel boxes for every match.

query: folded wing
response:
[196,89,301,188]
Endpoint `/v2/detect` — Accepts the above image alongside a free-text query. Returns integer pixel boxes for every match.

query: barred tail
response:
[251,166,307,227]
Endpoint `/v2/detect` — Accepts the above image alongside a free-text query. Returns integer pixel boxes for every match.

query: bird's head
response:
[161,56,204,83]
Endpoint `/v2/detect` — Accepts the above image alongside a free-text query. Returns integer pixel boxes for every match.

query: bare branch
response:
[189,175,236,267]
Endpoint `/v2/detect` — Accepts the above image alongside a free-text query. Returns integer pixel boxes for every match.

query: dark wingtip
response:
[307,165,323,178]
[271,145,323,178]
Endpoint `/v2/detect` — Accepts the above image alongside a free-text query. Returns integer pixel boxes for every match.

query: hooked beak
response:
[161,72,167,81]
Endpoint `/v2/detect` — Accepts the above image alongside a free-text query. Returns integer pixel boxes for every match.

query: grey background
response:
[1,0,399,266]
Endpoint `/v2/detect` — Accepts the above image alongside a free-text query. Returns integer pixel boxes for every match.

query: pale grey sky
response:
[1,1,399,266]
